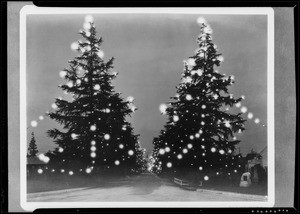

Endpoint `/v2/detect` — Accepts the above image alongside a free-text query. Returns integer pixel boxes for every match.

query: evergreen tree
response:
[27,132,39,157]
[46,16,141,175]
[151,18,246,182]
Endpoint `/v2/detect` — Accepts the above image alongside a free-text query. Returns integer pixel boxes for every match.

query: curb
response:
[27,187,89,199]
[196,188,267,201]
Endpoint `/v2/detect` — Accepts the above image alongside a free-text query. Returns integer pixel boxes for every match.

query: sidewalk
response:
[196,188,268,201]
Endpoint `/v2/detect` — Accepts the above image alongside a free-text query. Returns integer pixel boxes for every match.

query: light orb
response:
[201,105,206,109]
[187,144,193,149]
[159,103,168,114]
[128,150,134,156]
[199,166,203,171]
[235,102,241,108]
[91,140,96,145]
[90,125,96,131]
[219,149,225,155]
[189,135,194,140]
[183,148,188,154]
[241,106,248,113]
[90,152,96,158]
[166,162,172,168]
[177,154,183,159]
[69,171,74,175]
[84,15,94,23]
[173,115,179,122]
[126,96,135,103]
[248,112,254,119]
[119,144,124,149]
[94,84,100,90]
[31,120,38,127]
[97,50,105,58]
[211,147,216,153]
[37,169,43,174]
[70,42,79,51]
[83,22,91,31]
[159,148,165,155]
[58,147,64,153]
[186,94,192,101]
[59,70,67,78]
[165,147,170,152]
[90,146,96,152]
[204,176,209,181]
[254,118,260,124]
[197,17,206,25]
[104,134,110,140]
[115,160,120,165]
[195,133,200,138]
[51,103,58,109]
[86,168,91,173]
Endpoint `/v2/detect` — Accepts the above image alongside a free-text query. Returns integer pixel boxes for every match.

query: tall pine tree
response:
[27,132,39,157]
[151,17,246,182]
[46,16,142,175]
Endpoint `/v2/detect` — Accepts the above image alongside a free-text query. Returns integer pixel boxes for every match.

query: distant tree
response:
[27,132,39,157]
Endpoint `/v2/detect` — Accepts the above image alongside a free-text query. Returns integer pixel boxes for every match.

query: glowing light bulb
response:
[159,103,168,114]
[202,105,206,109]
[86,168,91,173]
[183,148,188,154]
[173,115,179,122]
[165,147,170,152]
[199,166,203,171]
[254,118,260,124]
[52,103,58,109]
[104,134,110,140]
[90,152,96,158]
[128,150,134,156]
[84,15,94,23]
[186,94,192,101]
[90,146,96,152]
[115,160,120,165]
[119,144,124,149]
[235,102,241,108]
[241,106,248,113]
[69,171,74,175]
[187,144,193,149]
[195,133,200,138]
[159,148,165,155]
[189,135,194,140]
[37,169,43,174]
[248,112,254,119]
[31,120,38,127]
[211,147,216,153]
[58,147,64,153]
[219,150,225,155]
[204,176,209,181]
[59,70,67,78]
[177,154,183,159]
[94,84,100,90]
[91,140,96,145]
[166,162,172,168]
[197,17,206,25]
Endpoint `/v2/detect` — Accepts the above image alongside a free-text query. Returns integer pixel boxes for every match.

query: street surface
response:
[28,173,266,202]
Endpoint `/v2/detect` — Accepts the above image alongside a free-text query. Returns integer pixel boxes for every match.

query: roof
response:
[27,156,47,165]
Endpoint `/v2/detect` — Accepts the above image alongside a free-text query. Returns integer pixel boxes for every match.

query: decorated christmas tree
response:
[151,17,246,182]
[27,132,39,157]
[46,16,142,175]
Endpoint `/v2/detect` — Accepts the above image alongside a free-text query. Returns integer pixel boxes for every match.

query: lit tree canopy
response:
[151,18,246,180]
[46,16,143,175]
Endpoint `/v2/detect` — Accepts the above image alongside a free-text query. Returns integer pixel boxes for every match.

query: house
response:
[245,146,267,184]
[27,156,48,176]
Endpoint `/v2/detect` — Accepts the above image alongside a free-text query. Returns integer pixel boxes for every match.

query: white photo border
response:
[20,5,275,211]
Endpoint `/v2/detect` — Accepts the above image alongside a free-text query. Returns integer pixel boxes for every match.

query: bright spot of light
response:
[254,118,260,124]
[241,106,248,113]
[31,120,38,127]
[159,104,168,114]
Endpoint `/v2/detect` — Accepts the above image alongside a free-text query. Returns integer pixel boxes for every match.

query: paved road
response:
[28,173,266,202]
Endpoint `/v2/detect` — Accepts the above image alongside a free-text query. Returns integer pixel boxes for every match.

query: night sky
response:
[26,14,268,156]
